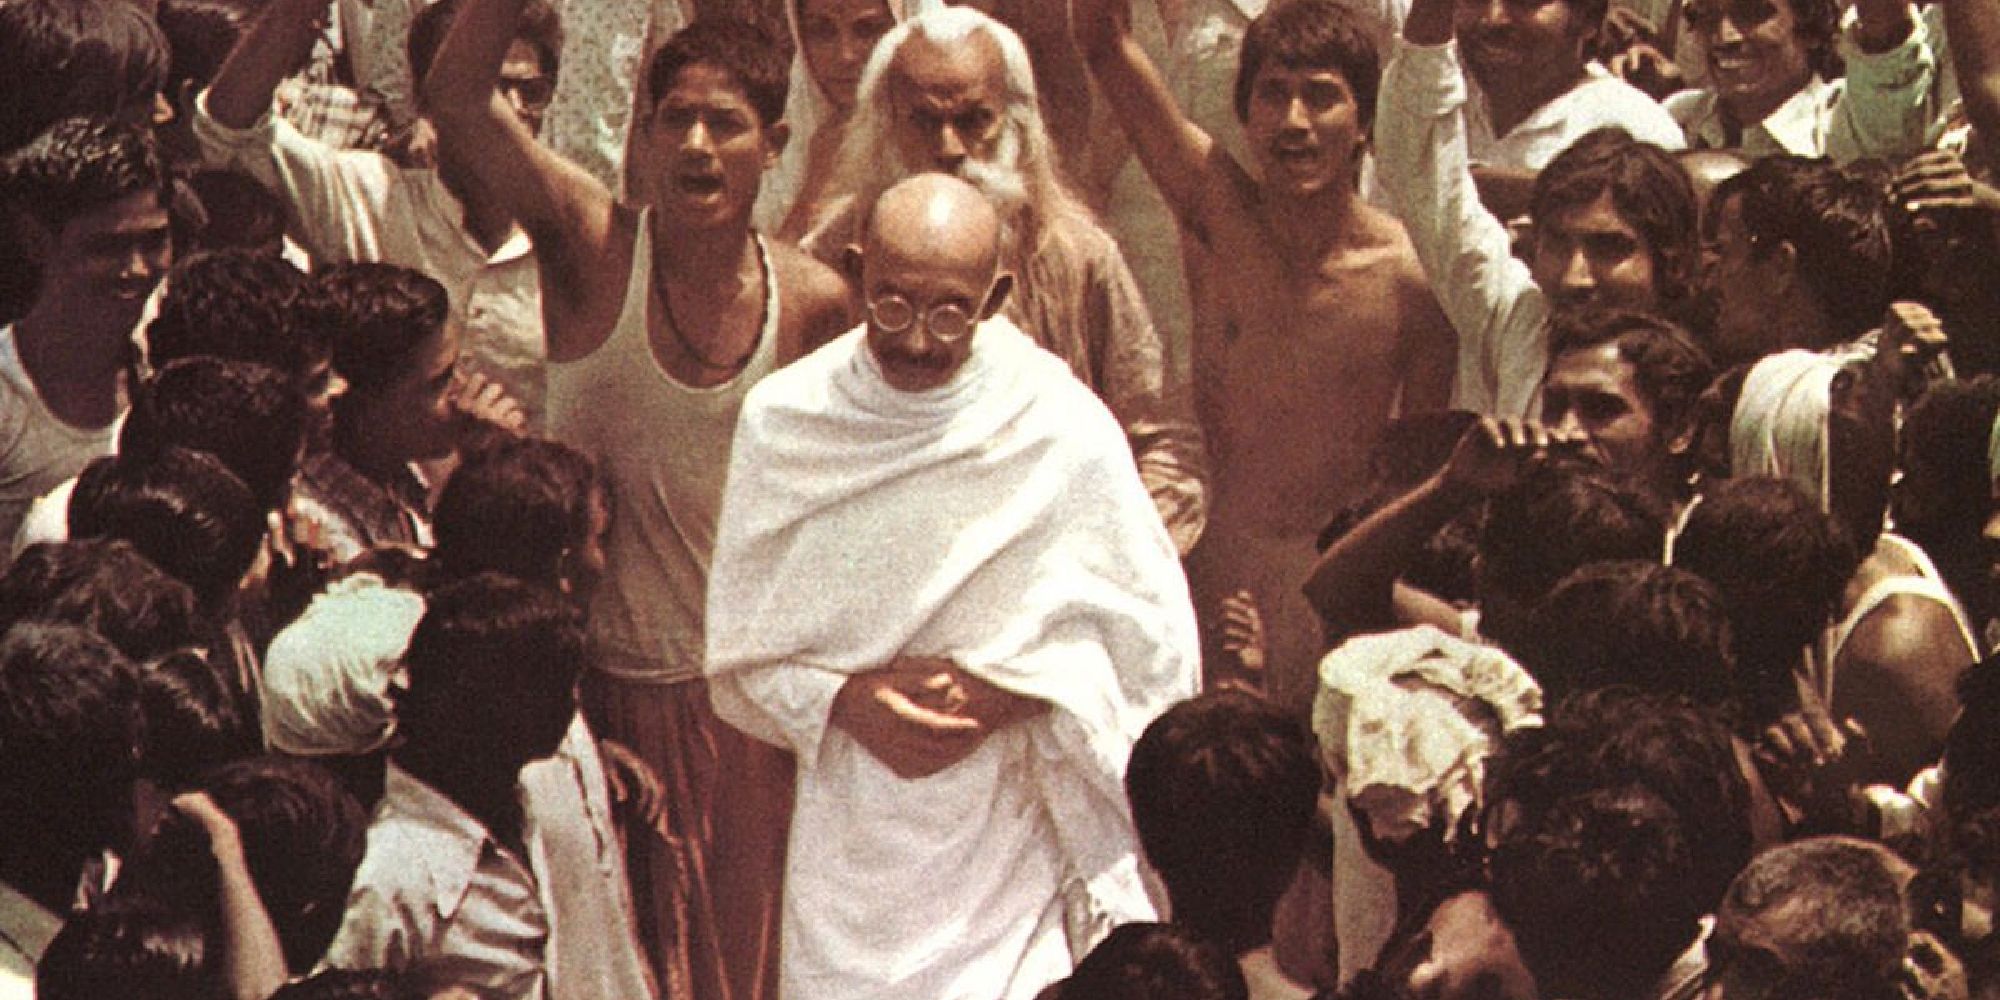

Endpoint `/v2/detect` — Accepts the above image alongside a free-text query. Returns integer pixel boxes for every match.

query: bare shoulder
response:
[769,240,856,359]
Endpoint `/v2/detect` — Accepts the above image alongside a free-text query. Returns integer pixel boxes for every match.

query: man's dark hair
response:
[299,261,449,394]
[205,757,366,971]
[408,0,562,98]
[136,649,251,792]
[69,448,264,610]
[1520,560,1736,708]
[0,0,168,154]
[1673,476,1859,724]
[0,539,203,662]
[0,116,171,235]
[122,356,309,513]
[36,894,214,1000]
[1782,0,1843,79]
[0,622,142,869]
[1234,0,1381,129]
[1549,308,1715,446]
[171,169,289,258]
[1485,690,1752,1000]
[397,573,584,758]
[1899,376,2000,545]
[1945,662,2000,823]
[1531,128,1699,306]
[1476,460,1670,655]
[146,249,320,377]
[1711,837,1911,1000]
[1711,156,1891,344]
[433,435,603,587]
[1125,690,1319,957]
[647,18,791,129]
[156,0,258,101]
[1054,922,1249,1000]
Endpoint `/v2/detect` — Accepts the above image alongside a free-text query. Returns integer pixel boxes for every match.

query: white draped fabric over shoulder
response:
[705,319,1200,1000]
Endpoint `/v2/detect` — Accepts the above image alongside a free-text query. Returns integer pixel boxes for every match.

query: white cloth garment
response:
[1729,349,1844,510]
[261,571,426,756]
[706,319,1199,1000]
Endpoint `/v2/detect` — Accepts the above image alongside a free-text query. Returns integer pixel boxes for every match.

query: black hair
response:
[1898,376,2000,550]
[1712,837,1911,1000]
[69,448,265,610]
[1520,560,1736,709]
[648,18,791,129]
[122,356,309,513]
[0,0,169,154]
[1710,156,1891,345]
[1234,0,1382,129]
[1945,661,2000,823]
[433,435,604,587]
[1532,128,1699,306]
[1125,690,1320,956]
[397,573,584,762]
[170,169,289,258]
[204,756,367,971]
[1673,476,1860,724]
[1548,307,1715,445]
[36,894,215,1000]
[299,261,449,393]
[146,248,320,377]
[1055,922,1250,1000]
[1485,689,1751,999]
[156,0,259,101]
[408,0,563,98]
[0,622,142,865]
[0,116,171,235]
[136,649,252,791]
[0,539,203,662]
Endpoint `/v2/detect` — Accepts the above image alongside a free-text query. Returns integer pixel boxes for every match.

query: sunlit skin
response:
[1687,0,1814,129]
[644,63,786,232]
[1542,343,1679,493]
[854,175,1010,392]
[1241,64,1366,200]
[886,32,1007,174]
[800,0,897,111]
[1529,190,1662,313]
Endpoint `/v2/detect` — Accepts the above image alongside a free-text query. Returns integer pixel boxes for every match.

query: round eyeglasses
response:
[866,294,975,343]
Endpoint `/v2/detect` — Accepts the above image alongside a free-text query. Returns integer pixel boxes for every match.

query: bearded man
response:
[803,4,1208,554]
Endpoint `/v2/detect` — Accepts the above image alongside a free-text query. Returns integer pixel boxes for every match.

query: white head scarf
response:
[1730,349,1845,510]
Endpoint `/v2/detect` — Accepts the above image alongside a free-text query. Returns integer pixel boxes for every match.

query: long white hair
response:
[813,5,1090,265]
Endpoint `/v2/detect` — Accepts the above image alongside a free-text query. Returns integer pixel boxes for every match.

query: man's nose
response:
[934,124,968,170]
[682,116,716,152]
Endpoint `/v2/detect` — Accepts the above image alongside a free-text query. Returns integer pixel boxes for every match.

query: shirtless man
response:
[1076,0,1455,708]
[423,10,851,1000]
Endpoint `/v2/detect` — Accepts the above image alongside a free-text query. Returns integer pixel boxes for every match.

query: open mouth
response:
[675,173,727,197]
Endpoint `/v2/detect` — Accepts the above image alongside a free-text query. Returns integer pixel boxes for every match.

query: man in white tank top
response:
[423,9,852,1000]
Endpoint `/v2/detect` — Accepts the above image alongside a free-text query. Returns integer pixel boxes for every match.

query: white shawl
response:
[1730,348,1844,509]
[706,319,1198,999]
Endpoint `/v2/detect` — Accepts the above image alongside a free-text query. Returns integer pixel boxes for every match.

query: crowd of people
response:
[6,0,2000,991]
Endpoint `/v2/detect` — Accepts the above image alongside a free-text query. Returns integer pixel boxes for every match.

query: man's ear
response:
[763,120,792,169]
[981,272,1015,319]
[1771,238,1800,290]
[843,244,865,286]
[1665,419,1698,458]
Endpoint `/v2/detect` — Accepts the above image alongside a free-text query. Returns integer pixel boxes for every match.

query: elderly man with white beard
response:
[802,4,1210,555]
[709,172,1200,1000]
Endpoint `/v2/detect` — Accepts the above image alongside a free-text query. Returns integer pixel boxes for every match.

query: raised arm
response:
[1072,0,1218,231]
[206,0,333,129]
[420,0,627,344]
[1949,0,2000,166]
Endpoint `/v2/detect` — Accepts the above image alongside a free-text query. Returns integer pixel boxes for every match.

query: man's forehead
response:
[657,61,758,111]
[889,32,1004,102]
[1546,192,1644,239]
[66,190,170,238]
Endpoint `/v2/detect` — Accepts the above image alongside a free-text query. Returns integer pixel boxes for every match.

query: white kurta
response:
[705,320,1201,1000]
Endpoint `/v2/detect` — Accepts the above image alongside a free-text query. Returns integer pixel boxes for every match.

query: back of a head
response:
[645,17,790,131]
[1,115,169,237]
[137,649,252,792]
[122,356,309,513]
[1126,690,1319,956]
[1532,129,1698,305]
[0,0,168,154]
[433,435,602,587]
[1487,690,1752,999]
[1234,0,1381,128]
[171,169,288,258]
[397,573,583,760]
[0,621,140,857]
[155,0,257,101]
[69,447,264,609]
[0,538,201,662]
[1477,459,1670,653]
[146,248,315,376]
[36,893,214,1000]
[1712,156,1891,345]
[1674,476,1859,722]
[1054,923,1249,1000]
[298,262,448,395]
[1945,660,2000,824]
[1521,560,1735,708]
[202,756,366,972]
[1713,837,1912,1000]
[1898,376,2000,544]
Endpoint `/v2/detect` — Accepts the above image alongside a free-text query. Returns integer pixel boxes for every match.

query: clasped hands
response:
[831,655,1049,780]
